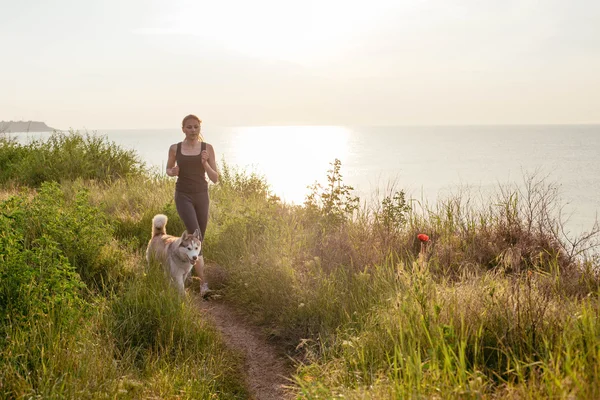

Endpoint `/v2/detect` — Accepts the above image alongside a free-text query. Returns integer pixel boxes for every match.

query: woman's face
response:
[182,119,201,140]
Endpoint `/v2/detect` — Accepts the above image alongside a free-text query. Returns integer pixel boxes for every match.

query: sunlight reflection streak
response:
[226,126,351,203]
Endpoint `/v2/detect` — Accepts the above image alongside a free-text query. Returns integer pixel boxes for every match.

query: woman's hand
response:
[201,150,209,164]
[169,165,180,176]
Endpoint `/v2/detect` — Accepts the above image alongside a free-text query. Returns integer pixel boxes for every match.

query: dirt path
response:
[197,297,295,400]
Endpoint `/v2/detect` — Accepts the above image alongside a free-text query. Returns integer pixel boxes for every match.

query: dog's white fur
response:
[146,214,202,295]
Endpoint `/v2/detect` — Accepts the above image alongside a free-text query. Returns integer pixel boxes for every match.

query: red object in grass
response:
[417,234,429,242]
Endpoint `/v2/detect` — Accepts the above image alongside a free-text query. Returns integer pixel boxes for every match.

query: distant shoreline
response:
[0,120,55,132]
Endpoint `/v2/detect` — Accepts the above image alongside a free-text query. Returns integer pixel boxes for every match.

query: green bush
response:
[0,212,86,342]
[304,158,359,229]
[0,135,26,182]
[2,182,132,293]
[0,130,145,187]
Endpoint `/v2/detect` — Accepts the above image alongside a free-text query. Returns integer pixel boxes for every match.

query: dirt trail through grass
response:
[197,298,295,400]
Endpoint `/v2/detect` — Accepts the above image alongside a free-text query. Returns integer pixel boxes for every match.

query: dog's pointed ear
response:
[193,228,201,239]
[181,231,189,239]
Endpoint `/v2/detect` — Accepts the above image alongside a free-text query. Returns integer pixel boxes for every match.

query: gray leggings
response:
[174,190,210,239]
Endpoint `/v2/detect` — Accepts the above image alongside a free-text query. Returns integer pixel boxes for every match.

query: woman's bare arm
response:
[166,144,179,176]
[203,143,219,183]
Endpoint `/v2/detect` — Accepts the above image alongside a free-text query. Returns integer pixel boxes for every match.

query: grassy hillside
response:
[1,131,598,399]
[0,132,247,399]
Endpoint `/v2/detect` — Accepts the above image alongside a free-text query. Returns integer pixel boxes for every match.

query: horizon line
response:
[65,122,600,131]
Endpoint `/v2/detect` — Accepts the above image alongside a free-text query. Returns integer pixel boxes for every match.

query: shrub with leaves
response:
[305,159,359,228]
[3,182,131,293]
[0,202,86,342]
[378,190,411,231]
[0,130,145,187]
[301,159,361,268]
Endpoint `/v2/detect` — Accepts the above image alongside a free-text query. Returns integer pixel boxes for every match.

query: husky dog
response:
[146,214,202,295]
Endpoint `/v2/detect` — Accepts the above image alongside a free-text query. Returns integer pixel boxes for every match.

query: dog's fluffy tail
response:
[151,214,168,237]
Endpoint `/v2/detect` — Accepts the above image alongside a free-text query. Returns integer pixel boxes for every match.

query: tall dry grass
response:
[201,159,599,398]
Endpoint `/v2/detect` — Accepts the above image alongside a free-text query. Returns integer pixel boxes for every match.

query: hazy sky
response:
[1,0,599,129]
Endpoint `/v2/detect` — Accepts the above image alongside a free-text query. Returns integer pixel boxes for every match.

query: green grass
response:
[0,130,145,187]
[0,145,248,399]
[1,134,599,399]
[0,271,248,399]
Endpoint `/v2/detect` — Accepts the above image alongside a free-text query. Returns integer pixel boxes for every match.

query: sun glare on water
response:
[225,126,351,203]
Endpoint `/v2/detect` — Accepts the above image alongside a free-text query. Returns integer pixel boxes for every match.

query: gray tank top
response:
[175,141,208,193]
